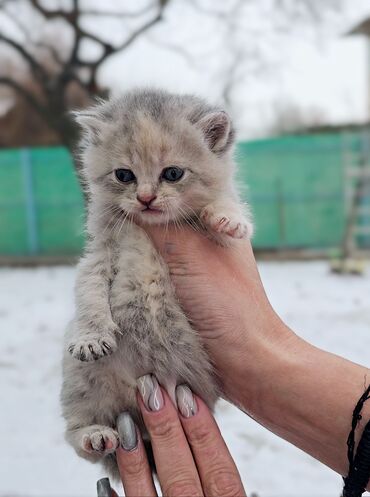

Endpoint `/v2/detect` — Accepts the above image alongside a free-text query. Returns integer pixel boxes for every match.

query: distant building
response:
[348,18,370,118]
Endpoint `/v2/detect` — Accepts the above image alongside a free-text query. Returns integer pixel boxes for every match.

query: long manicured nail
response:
[117,412,138,451]
[137,374,164,411]
[176,385,198,418]
[97,477,112,497]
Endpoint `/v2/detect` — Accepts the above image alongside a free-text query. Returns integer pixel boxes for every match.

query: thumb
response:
[142,224,209,262]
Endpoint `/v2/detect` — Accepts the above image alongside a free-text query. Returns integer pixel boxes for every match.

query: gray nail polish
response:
[176,385,198,418]
[97,477,112,497]
[117,412,138,451]
[137,374,164,411]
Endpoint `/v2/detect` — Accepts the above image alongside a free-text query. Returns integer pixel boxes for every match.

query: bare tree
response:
[224,0,343,114]
[268,101,327,135]
[0,0,171,154]
[183,0,344,123]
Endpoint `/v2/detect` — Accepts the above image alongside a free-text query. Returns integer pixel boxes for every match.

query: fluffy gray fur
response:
[61,88,253,480]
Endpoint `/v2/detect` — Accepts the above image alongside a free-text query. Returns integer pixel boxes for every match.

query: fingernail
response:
[97,477,112,497]
[117,412,138,451]
[137,374,164,411]
[176,385,198,418]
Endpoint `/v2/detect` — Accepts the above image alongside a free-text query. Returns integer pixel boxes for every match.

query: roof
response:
[348,18,370,36]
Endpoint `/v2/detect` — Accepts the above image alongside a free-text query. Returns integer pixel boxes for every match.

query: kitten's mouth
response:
[141,207,162,215]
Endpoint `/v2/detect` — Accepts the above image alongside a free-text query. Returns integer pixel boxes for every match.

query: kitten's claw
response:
[102,341,112,353]
[81,428,119,455]
[201,208,250,239]
[68,335,117,361]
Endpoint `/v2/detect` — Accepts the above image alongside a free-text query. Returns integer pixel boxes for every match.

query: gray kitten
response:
[61,88,253,480]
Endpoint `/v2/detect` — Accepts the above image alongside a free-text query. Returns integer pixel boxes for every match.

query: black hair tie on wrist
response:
[342,385,370,497]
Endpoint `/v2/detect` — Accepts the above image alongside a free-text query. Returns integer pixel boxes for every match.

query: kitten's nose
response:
[137,194,157,207]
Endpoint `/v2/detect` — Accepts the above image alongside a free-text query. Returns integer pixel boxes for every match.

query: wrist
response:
[222,312,303,414]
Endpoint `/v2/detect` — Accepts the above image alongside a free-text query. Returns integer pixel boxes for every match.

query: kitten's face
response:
[78,97,235,226]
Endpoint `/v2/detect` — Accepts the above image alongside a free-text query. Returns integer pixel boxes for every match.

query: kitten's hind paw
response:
[68,335,117,362]
[81,427,119,456]
[201,207,251,239]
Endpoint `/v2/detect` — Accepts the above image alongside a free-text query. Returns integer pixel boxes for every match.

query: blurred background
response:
[0,0,369,496]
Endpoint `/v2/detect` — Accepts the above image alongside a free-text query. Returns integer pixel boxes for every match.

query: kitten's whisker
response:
[173,205,188,232]
[95,205,123,225]
[161,200,172,236]
[108,210,127,238]
[181,202,201,223]
[181,203,204,233]
[97,204,122,217]
[96,208,122,232]
[177,205,202,234]
[116,210,130,239]
[168,203,181,234]
[164,203,171,237]
[102,210,121,236]
[171,210,179,233]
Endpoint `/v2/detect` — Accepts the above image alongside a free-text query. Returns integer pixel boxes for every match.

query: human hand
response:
[135,227,370,482]
[143,225,294,402]
[97,378,246,497]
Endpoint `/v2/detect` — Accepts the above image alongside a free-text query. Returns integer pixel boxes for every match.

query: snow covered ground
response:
[0,261,369,497]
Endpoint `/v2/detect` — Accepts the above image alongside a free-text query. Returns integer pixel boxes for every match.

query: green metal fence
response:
[0,132,369,257]
[237,131,370,249]
[237,133,345,249]
[0,147,84,256]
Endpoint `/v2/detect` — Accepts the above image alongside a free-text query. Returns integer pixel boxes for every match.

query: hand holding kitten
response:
[143,224,287,399]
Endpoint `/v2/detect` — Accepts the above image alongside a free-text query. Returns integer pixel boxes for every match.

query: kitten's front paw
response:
[201,207,251,239]
[81,428,119,456]
[68,334,117,362]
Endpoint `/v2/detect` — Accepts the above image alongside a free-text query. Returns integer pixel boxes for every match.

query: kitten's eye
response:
[115,168,136,183]
[161,166,184,182]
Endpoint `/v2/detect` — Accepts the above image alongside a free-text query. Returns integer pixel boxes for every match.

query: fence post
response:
[276,177,286,248]
[21,148,39,255]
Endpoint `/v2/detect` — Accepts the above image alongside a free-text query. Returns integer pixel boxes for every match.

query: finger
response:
[176,387,247,497]
[143,224,254,280]
[137,374,204,497]
[116,412,157,497]
[96,478,119,497]
[143,224,207,258]
[143,224,224,284]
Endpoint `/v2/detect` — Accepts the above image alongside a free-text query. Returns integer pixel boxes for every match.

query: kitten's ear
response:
[72,111,106,143]
[197,111,234,154]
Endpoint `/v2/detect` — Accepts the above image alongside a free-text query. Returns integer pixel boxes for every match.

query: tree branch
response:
[187,0,228,19]
[83,0,169,90]
[0,7,65,67]
[75,1,166,56]
[115,10,165,52]
[64,0,82,72]
[29,0,75,23]
[80,4,155,19]
[0,33,48,82]
[0,76,47,117]
[146,33,198,68]
[0,0,173,149]
[27,0,169,86]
